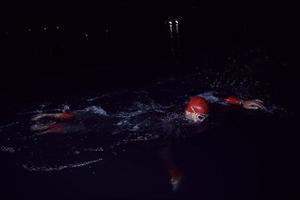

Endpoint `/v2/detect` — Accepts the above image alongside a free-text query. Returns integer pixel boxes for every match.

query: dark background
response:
[0,1,298,102]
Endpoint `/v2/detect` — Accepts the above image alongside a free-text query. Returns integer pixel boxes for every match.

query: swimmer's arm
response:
[198,92,266,110]
[31,112,75,121]
[224,96,266,110]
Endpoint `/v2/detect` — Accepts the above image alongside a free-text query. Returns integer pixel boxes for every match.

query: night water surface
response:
[0,49,296,200]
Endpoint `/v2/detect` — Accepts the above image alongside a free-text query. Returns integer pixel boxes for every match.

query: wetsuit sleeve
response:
[57,112,75,121]
[224,96,243,106]
[198,92,242,106]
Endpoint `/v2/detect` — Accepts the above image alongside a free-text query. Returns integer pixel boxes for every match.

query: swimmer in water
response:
[30,109,108,135]
[185,95,265,123]
[165,94,266,191]
[30,112,77,135]
[29,93,265,192]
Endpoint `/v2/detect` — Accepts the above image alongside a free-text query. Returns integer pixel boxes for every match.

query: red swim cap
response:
[185,96,209,115]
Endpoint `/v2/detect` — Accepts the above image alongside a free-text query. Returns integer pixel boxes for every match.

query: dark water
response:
[0,59,297,199]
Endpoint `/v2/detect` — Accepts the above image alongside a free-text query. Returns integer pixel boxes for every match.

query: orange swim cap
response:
[185,96,209,115]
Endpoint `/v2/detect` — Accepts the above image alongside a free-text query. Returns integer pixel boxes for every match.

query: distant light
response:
[105,28,109,33]
[168,21,172,25]
[56,26,60,30]
[83,32,88,38]
[43,26,48,31]
[27,28,32,32]
[175,19,179,24]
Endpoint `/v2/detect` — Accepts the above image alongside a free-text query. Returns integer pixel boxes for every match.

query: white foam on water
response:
[0,121,20,129]
[130,125,140,131]
[83,147,104,152]
[3,75,286,172]
[83,106,108,116]
[61,104,71,112]
[52,104,71,112]
[22,158,103,172]
[85,90,129,102]
[86,96,103,102]
[0,146,15,153]
[264,104,287,114]
[21,110,43,115]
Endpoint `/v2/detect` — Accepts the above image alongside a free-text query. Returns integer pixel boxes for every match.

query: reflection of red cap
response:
[185,96,209,115]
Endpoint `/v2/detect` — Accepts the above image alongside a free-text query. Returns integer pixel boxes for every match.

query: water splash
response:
[83,106,108,116]
[0,121,20,129]
[0,146,15,153]
[0,48,288,172]
[22,158,103,172]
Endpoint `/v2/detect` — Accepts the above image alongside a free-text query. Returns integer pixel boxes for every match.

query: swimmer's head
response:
[185,96,209,123]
